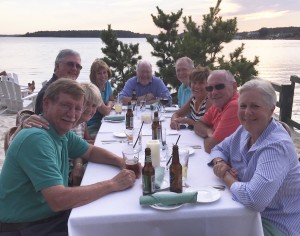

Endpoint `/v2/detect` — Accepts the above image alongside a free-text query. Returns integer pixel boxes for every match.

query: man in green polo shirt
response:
[0,79,137,235]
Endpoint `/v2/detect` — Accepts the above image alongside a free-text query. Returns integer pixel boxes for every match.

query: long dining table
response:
[68,111,264,236]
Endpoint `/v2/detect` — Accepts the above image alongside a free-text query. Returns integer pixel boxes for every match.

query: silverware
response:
[101,140,125,144]
[155,184,226,192]
[190,145,202,149]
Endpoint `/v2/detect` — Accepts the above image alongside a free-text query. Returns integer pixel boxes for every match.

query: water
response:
[0,37,300,122]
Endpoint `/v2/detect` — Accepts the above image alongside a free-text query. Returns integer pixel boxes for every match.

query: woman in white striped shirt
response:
[170,66,212,130]
[211,79,300,236]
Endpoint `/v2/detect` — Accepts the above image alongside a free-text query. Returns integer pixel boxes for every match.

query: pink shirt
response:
[202,92,240,142]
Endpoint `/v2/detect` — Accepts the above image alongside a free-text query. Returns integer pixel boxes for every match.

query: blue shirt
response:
[210,119,300,236]
[119,76,172,105]
[178,83,192,107]
[87,81,113,126]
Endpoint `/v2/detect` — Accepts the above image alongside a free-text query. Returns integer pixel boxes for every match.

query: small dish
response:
[150,203,183,211]
[164,107,178,112]
[113,132,127,138]
[105,120,124,123]
[150,192,183,210]
[186,187,221,203]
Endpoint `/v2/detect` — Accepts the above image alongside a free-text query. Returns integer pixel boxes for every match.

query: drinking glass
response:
[160,128,167,161]
[125,128,142,152]
[115,102,122,115]
[159,93,169,113]
[179,148,190,184]
[140,99,146,112]
[122,144,140,178]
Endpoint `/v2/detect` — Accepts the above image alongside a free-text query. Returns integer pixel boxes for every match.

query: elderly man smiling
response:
[35,49,82,115]
[0,79,137,235]
[119,60,172,105]
[194,70,240,153]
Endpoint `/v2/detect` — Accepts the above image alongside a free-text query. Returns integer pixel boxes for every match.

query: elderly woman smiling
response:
[211,79,300,236]
[170,66,212,130]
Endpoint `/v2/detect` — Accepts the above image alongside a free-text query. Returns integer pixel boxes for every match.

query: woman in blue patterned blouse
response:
[170,66,212,130]
[211,79,300,236]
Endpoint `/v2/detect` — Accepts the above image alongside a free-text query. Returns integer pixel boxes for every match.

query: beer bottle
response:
[126,101,134,129]
[151,111,161,140]
[169,145,182,193]
[142,147,155,195]
[131,89,137,111]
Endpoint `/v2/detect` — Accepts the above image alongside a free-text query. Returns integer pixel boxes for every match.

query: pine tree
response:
[100,25,142,95]
[148,0,259,90]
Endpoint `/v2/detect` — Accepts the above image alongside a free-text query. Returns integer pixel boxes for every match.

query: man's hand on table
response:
[110,169,137,191]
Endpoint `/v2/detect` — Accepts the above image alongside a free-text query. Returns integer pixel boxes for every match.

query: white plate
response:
[113,132,127,138]
[105,119,124,123]
[150,192,183,210]
[186,187,221,203]
[164,107,178,112]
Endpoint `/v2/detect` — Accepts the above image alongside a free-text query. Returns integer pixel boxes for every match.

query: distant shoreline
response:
[1,26,300,39]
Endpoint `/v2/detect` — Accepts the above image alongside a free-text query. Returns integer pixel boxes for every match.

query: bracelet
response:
[75,162,83,166]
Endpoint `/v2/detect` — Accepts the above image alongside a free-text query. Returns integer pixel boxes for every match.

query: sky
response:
[1,0,300,35]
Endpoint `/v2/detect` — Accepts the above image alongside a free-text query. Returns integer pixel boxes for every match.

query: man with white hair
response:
[194,70,240,153]
[119,60,172,105]
[175,57,194,107]
[35,49,82,114]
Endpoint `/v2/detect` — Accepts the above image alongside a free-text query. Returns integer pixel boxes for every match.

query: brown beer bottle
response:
[142,147,155,195]
[169,145,182,193]
[126,101,134,129]
[151,111,161,140]
[131,89,137,111]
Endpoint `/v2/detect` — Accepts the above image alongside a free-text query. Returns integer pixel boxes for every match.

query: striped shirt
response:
[189,97,207,121]
[210,119,300,236]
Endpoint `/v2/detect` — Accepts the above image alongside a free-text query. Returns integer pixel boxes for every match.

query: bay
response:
[0,37,299,123]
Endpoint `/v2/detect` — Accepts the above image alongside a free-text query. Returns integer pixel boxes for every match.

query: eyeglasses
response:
[63,61,82,70]
[59,102,83,114]
[205,83,225,92]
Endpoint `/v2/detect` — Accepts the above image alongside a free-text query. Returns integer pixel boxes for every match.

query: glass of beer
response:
[122,144,140,178]
[115,102,122,115]
[179,148,189,184]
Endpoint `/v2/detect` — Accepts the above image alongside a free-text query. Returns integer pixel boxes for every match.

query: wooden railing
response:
[271,75,300,130]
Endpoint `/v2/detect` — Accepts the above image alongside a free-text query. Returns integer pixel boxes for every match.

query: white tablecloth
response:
[68,115,263,236]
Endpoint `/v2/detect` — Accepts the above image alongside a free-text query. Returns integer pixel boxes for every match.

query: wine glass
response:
[159,94,169,113]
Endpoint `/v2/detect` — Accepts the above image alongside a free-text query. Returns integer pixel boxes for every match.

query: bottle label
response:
[130,117,134,128]
[142,175,155,194]
[145,154,152,163]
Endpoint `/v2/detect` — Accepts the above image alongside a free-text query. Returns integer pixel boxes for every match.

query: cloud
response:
[241,10,289,21]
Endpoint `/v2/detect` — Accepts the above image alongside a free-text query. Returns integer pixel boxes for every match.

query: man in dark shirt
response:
[35,49,82,114]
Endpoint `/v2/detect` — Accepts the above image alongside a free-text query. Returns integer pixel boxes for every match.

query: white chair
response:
[0,79,37,113]
[0,76,11,108]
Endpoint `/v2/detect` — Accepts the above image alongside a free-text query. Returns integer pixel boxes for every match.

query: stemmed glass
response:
[159,93,169,113]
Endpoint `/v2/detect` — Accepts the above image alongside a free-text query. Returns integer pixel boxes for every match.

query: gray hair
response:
[208,70,236,83]
[239,78,276,108]
[136,60,152,71]
[55,49,81,65]
[175,57,194,68]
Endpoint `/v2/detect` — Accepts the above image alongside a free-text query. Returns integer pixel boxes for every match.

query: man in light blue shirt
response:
[176,57,194,107]
[119,61,172,105]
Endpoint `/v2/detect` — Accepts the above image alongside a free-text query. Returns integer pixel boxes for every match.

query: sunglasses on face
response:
[63,61,82,70]
[205,83,225,92]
